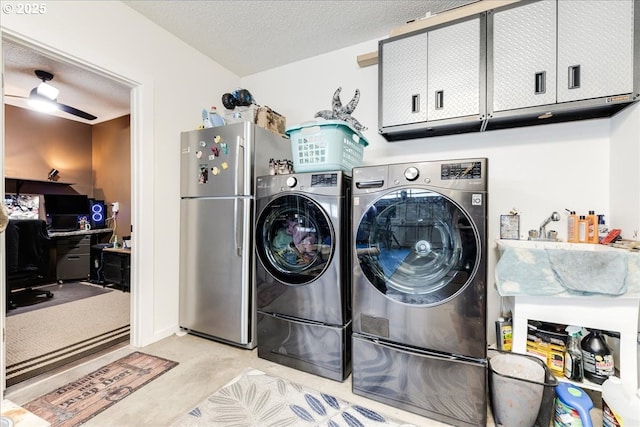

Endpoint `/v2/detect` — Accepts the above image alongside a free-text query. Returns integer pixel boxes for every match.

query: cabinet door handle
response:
[568,65,581,89]
[411,94,420,113]
[435,90,444,110]
[535,71,546,94]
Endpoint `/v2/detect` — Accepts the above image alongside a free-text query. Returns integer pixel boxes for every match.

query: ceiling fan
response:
[6,70,97,121]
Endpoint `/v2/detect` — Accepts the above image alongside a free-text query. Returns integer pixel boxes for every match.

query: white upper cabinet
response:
[556,0,634,103]
[491,0,557,111]
[490,0,636,114]
[379,31,428,128]
[427,16,482,120]
[378,14,486,140]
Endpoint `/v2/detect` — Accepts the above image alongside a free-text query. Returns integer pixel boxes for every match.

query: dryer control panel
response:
[311,173,338,187]
[441,161,482,180]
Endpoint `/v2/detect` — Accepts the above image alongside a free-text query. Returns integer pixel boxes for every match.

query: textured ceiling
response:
[3,39,131,124]
[124,0,478,77]
[3,0,477,123]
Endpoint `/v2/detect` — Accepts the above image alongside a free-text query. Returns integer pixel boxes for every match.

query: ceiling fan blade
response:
[57,102,97,121]
[4,94,29,100]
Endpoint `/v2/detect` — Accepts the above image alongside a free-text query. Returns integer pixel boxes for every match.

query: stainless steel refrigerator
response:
[179,122,289,348]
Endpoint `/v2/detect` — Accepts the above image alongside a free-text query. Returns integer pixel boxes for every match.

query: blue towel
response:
[495,247,565,296]
[548,250,627,295]
[496,246,639,297]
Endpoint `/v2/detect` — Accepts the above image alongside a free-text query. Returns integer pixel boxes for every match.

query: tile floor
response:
[5,333,494,426]
[6,333,603,427]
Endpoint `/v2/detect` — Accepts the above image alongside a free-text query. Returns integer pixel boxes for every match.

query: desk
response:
[102,247,130,291]
[49,228,112,282]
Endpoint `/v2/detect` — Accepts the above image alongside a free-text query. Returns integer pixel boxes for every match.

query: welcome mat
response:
[171,368,416,427]
[23,352,178,427]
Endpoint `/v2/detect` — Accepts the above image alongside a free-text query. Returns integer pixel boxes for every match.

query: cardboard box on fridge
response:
[224,105,287,137]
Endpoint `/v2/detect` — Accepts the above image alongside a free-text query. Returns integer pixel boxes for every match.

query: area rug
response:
[23,352,178,427]
[171,368,416,427]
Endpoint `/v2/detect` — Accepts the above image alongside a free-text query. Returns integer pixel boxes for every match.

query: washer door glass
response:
[256,194,334,285]
[355,188,478,305]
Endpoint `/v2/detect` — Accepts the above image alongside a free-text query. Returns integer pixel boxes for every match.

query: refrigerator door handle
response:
[235,136,245,195]
[234,198,242,256]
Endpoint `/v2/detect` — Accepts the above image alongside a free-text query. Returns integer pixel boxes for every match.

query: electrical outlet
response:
[112,202,119,213]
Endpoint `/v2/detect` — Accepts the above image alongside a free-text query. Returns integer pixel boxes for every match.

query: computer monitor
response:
[44,194,90,231]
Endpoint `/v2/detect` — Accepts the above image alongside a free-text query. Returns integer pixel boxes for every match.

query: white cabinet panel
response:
[380,32,428,128]
[557,0,634,102]
[428,17,482,120]
[491,0,556,111]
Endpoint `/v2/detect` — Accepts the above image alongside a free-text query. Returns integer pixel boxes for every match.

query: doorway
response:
[1,35,139,390]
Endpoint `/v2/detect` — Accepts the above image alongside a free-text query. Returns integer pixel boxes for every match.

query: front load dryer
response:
[255,171,351,381]
[351,159,488,427]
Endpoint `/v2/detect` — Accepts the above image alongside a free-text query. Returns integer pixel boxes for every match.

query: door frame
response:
[0,29,156,396]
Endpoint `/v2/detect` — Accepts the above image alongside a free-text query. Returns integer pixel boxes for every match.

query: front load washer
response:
[255,171,351,381]
[351,159,488,427]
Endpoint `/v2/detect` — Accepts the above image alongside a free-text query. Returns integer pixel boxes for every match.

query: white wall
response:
[1,1,240,347]
[242,39,634,341]
[610,102,640,239]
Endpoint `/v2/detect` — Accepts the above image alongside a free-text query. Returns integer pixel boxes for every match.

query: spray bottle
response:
[564,326,583,382]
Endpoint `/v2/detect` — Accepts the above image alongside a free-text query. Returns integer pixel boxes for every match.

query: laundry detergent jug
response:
[554,383,593,427]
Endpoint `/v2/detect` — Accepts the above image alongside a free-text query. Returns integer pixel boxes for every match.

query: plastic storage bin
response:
[488,349,558,427]
[286,120,368,173]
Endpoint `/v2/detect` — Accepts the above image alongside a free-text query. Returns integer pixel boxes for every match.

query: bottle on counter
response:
[564,325,583,382]
[587,210,599,244]
[598,214,608,244]
[580,329,615,385]
[567,210,578,243]
[578,215,589,243]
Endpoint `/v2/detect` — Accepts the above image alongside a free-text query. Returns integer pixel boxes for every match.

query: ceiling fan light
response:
[28,96,59,113]
[36,81,59,100]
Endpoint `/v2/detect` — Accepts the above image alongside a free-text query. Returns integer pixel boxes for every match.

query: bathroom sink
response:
[495,239,619,252]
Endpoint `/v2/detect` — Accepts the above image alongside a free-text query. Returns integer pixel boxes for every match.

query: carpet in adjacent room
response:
[5,288,130,386]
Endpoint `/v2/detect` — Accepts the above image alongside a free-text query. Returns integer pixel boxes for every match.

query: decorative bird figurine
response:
[315,87,367,132]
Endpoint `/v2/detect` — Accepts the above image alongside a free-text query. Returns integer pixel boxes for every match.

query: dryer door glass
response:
[256,194,334,285]
[355,188,478,305]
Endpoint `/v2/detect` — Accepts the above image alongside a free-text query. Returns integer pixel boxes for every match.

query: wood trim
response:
[357,0,521,68]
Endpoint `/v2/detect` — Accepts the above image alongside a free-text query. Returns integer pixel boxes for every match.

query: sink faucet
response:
[539,211,560,239]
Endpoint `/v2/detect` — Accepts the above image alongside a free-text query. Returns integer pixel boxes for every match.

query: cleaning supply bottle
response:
[598,215,608,244]
[580,329,614,385]
[554,382,594,427]
[587,210,599,244]
[567,210,579,243]
[578,216,589,243]
[602,376,640,427]
[495,317,512,351]
[564,326,583,382]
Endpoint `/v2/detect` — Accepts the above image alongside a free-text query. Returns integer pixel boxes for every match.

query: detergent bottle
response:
[554,382,593,427]
[581,329,614,385]
[602,376,640,427]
